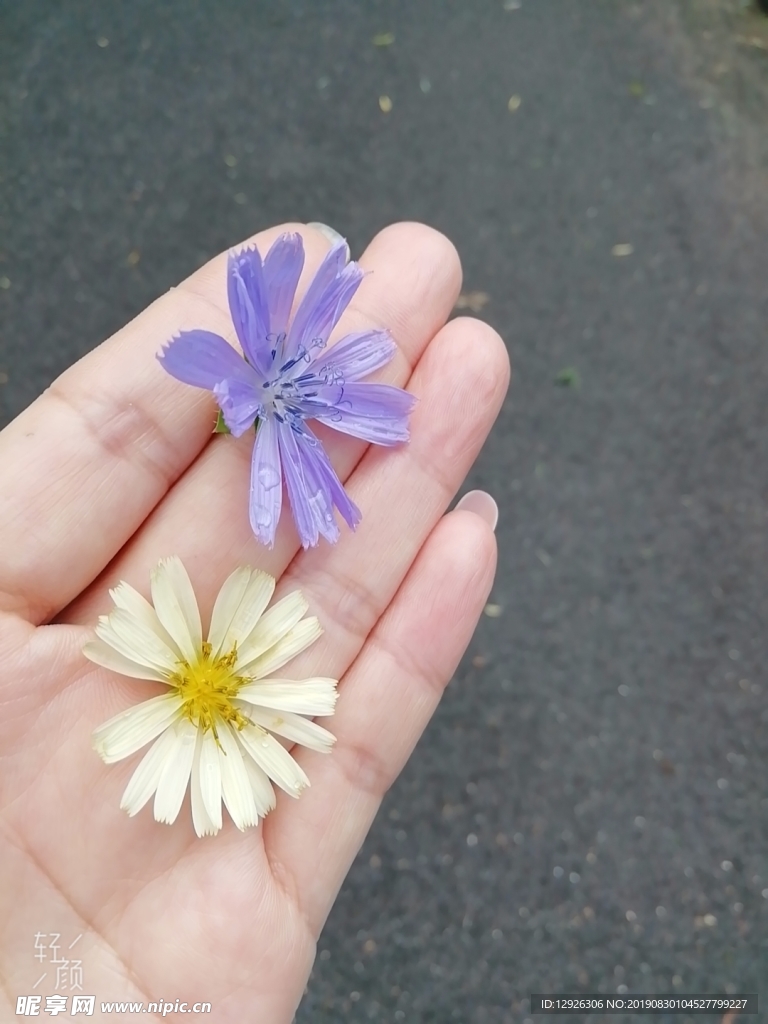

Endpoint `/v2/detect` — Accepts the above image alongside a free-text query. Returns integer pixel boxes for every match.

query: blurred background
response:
[2,0,767,1020]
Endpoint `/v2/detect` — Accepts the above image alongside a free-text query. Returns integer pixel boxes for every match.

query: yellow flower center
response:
[169,642,251,738]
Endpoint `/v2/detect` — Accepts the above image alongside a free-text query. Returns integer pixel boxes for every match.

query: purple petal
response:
[309,329,397,383]
[227,249,273,378]
[277,426,336,547]
[278,423,360,547]
[249,416,283,547]
[158,331,253,390]
[285,242,363,363]
[315,383,416,445]
[263,233,305,342]
[213,378,263,437]
[308,430,362,532]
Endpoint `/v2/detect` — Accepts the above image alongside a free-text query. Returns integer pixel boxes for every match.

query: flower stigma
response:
[169,641,251,739]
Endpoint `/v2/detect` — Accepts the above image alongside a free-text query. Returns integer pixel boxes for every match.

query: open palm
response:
[0,223,508,1021]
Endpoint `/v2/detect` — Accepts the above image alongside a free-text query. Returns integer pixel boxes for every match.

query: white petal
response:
[150,557,203,664]
[226,571,276,650]
[206,566,250,655]
[217,722,258,830]
[92,694,183,764]
[96,610,179,676]
[198,729,223,831]
[245,707,336,753]
[236,678,338,716]
[209,568,275,658]
[83,639,167,682]
[234,590,309,668]
[120,726,180,815]
[237,725,309,797]
[191,732,219,837]
[153,718,197,824]
[110,581,183,658]
[241,756,277,818]
[238,617,323,678]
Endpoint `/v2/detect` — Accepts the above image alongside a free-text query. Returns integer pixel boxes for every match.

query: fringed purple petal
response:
[285,241,363,363]
[158,331,252,390]
[278,423,360,547]
[308,429,362,532]
[263,233,305,343]
[249,416,283,547]
[309,329,397,383]
[227,249,273,378]
[315,383,416,445]
[278,425,336,547]
[213,378,262,438]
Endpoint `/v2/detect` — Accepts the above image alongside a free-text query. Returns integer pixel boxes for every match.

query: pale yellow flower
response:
[85,557,336,837]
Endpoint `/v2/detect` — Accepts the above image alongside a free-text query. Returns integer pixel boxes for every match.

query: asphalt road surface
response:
[2,1,766,1021]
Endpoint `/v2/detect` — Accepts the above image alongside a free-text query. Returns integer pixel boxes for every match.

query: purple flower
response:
[159,233,415,548]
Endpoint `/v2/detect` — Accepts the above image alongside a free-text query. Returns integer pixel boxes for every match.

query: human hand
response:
[0,223,509,1021]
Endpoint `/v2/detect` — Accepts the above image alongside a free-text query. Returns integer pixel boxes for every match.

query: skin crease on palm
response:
[0,222,509,1022]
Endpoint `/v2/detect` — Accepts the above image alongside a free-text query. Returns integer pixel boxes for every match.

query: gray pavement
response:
[1,1,766,1021]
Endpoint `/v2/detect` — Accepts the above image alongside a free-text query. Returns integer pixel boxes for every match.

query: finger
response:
[65,223,466,626]
[185,220,461,380]
[267,317,508,681]
[0,222,329,623]
[265,508,498,934]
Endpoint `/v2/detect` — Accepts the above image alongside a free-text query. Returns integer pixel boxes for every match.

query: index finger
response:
[0,223,461,623]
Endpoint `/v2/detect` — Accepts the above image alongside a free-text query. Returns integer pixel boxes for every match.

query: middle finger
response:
[66,221,463,626]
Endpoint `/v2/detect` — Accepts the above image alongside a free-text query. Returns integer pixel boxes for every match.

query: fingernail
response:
[455,490,499,531]
[306,222,351,261]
